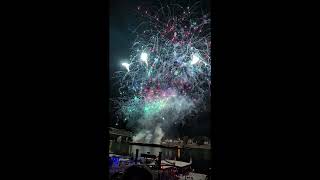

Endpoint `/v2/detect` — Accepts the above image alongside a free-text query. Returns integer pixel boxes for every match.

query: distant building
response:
[185,136,211,145]
[109,127,133,143]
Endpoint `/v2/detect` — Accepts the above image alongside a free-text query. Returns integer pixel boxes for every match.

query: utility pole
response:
[158,152,162,180]
[135,149,139,164]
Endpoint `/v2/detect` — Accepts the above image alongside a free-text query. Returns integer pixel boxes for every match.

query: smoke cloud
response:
[130,94,195,144]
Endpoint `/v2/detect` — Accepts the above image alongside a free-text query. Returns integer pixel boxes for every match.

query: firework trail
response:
[111,0,211,144]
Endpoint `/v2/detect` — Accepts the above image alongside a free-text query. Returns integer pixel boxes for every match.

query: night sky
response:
[109,0,211,137]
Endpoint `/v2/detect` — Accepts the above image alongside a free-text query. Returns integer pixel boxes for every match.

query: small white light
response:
[121,62,130,71]
[140,52,148,65]
[191,54,200,65]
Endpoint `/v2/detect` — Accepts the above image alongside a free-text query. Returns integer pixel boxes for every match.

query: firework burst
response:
[111,0,212,144]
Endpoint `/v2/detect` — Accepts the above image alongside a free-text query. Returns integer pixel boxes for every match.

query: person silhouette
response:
[121,165,153,180]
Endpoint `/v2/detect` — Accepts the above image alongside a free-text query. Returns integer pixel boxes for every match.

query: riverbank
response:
[129,142,211,150]
[184,144,211,150]
[129,142,180,149]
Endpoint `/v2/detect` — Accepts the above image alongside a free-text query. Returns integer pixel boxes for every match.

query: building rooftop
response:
[109,127,133,137]
[148,160,192,169]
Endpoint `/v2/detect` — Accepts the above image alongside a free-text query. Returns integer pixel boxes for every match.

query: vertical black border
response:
[7,0,313,179]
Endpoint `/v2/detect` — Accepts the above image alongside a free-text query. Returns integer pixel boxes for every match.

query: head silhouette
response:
[122,165,153,180]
